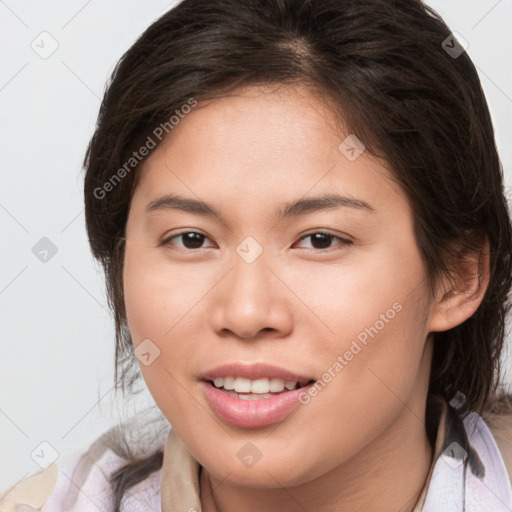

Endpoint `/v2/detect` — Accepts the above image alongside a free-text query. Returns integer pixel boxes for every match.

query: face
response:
[123,83,436,487]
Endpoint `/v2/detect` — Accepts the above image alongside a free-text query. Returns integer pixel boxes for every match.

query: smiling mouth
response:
[202,377,317,428]
[207,377,316,400]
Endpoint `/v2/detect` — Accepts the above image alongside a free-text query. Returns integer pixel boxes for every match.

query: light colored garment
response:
[417,402,512,511]
[1,397,511,511]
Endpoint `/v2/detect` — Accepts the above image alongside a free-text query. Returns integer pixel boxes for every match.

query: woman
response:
[2,0,511,510]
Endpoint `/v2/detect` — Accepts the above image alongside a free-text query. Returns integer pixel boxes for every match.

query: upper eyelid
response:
[295,232,353,248]
[296,231,351,241]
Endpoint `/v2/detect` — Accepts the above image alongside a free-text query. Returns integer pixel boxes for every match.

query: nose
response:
[210,248,293,341]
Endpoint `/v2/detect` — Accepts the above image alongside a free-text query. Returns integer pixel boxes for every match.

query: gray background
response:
[1,0,511,492]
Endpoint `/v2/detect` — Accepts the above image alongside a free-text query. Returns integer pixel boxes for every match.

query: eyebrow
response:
[145,192,375,222]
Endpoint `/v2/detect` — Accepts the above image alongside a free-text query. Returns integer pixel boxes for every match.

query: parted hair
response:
[82,0,512,509]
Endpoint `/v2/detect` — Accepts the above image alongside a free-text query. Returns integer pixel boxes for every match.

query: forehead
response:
[131,83,408,222]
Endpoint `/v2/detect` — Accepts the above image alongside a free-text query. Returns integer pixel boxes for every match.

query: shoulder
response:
[0,463,59,512]
[0,409,169,512]
[0,435,162,512]
[481,394,512,483]
[0,436,126,512]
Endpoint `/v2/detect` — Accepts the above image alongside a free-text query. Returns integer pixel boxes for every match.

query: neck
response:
[200,403,434,512]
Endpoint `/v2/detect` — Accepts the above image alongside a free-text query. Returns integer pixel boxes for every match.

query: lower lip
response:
[201,380,315,428]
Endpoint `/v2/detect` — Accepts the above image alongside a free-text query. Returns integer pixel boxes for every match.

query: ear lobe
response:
[428,235,490,333]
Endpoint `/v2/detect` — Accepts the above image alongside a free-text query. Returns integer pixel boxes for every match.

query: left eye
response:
[293,232,352,251]
[161,231,352,252]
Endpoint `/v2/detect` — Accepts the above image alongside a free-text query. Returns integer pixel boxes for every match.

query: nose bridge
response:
[228,237,272,313]
[210,235,289,339]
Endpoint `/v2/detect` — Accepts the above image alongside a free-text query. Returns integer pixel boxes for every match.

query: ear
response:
[428,234,490,333]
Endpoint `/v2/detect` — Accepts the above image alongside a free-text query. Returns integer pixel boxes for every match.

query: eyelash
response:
[160,230,353,253]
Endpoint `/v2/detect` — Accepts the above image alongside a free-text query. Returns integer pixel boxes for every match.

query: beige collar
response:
[161,427,202,511]
[161,399,448,512]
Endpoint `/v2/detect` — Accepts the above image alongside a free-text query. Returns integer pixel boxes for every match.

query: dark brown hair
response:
[82,0,512,509]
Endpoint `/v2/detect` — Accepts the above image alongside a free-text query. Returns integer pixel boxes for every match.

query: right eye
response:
[160,231,217,251]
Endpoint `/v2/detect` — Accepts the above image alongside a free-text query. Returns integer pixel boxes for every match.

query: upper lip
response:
[200,362,316,384]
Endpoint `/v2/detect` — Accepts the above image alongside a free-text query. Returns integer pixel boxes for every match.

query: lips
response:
[199,362,317,428]
[201,380,316,428]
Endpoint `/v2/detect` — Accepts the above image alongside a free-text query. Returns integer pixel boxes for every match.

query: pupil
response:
[311,233,332,249]
[183,232,204,249]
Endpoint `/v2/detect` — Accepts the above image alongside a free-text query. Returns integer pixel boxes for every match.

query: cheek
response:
[123,244,204,342]
[286,244,428,353]
[293,245,431,412]
[122,246,186,390]
[290,279,431,478]
[122,245,214,419]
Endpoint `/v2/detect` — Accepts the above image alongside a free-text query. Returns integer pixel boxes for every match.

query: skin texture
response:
[122,83,489,512]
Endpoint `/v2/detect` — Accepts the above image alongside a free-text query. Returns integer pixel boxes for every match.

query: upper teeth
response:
[213,377,301,394]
